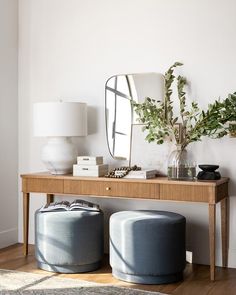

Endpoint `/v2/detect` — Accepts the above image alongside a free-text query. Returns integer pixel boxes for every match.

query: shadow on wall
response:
[87,106,99,135]
[73,106,99,156]
[186,221,210,265]
[221,166,236,196]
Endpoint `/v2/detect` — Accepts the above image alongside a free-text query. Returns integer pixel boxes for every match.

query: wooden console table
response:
[21,172,229,281]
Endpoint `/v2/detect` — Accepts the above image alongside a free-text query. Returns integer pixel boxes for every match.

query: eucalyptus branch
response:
[177,75,187,126]
[164,62,183,126]
[132,62,236,150]
[183,95,236,147]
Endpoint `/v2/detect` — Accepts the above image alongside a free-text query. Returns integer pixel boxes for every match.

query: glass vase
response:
[168,145,196,181]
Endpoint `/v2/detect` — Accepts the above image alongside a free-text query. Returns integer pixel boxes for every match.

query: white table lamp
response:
[34,101,87,175]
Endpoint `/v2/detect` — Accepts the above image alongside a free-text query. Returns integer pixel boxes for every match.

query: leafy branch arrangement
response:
[132,62,236,149]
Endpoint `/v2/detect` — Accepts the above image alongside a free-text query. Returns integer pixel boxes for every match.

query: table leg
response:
[47,194,54,204]
[221,197,228,267]
[209,204,216,281]
[23,192,30,256]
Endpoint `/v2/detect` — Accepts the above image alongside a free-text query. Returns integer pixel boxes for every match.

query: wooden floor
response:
[0,244,236,295]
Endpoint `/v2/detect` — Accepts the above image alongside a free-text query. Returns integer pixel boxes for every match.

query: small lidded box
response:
[77,156,103,165]
[73,156,108,177]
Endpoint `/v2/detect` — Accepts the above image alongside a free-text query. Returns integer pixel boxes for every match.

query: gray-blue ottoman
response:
[110,210,186,284]
[35,209,104,273]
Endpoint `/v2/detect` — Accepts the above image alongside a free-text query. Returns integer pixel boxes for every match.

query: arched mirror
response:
[105,73,165,162]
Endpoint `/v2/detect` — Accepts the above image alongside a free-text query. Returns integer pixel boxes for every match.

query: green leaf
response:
[132,61,236,148]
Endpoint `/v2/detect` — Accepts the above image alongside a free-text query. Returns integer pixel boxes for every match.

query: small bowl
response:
[198,165,219,172]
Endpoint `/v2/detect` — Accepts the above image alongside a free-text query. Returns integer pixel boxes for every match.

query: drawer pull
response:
[106,187,111,191]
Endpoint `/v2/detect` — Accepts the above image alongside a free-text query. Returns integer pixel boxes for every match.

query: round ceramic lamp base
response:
[42,137,77,175]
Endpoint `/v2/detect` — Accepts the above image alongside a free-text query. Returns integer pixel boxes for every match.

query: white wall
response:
[18,0,236,267]
[0,0,18,248]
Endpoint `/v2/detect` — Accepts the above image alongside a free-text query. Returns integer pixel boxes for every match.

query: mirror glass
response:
[105,73,165,161]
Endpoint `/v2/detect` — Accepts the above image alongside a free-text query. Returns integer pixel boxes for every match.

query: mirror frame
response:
[105,74,133,161]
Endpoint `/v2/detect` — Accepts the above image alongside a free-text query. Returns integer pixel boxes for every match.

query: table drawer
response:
[24,178,64,194]
[160,184,211,202]
[64,180,159,199]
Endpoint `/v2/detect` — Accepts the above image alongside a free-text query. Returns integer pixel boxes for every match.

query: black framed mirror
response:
[105,73,165,162]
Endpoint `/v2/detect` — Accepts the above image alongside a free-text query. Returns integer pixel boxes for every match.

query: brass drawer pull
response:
[106,187,111,191]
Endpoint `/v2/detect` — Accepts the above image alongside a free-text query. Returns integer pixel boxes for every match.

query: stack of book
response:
[73,156,108,177]
[115,169,158,179]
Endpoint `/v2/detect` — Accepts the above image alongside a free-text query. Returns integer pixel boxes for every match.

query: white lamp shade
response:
[33,102,87,137]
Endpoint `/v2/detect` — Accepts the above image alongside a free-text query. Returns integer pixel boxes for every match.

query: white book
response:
[40,200,100,212]
[121,169,158,179]
[73,170,107,177]
[128,169,157,176]
[73,164,108,177]
[124,174,157,179]
[73,164,108,172]
[77,156,103,165]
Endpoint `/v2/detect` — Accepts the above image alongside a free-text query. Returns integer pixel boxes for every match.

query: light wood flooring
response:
[0,244,236,295]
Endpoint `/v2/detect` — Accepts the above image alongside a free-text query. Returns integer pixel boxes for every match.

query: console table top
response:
[21,172,229,187]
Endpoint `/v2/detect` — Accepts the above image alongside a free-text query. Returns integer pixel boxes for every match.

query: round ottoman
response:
[110,210,186,284]
[35,209,104,273]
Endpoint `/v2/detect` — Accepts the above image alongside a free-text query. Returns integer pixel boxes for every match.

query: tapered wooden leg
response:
[209,204,216,281]
[47,194,54,204]
[23,193,30,256]
[221,197,228,267]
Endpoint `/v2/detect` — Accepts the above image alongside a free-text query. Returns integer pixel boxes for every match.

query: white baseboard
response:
[0,228,18,249]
